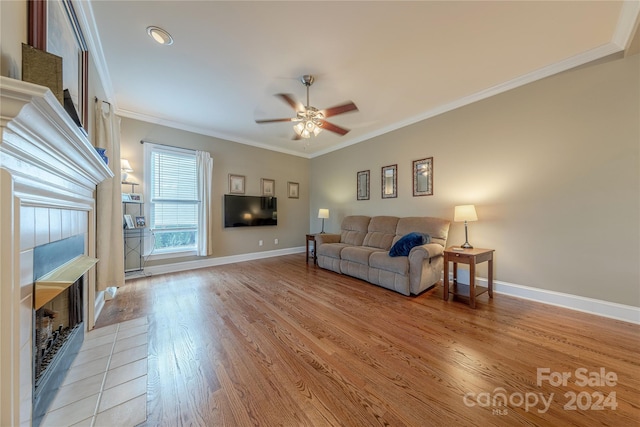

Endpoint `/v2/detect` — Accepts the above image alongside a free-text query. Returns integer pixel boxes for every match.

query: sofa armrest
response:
[315,233,341,245]
[408,243,444,261]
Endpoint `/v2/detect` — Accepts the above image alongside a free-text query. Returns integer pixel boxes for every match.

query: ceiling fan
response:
[255,75,358,140]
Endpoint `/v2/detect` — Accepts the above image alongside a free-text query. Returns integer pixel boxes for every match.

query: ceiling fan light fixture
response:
[256,74,357,141]
[146,26,173,45]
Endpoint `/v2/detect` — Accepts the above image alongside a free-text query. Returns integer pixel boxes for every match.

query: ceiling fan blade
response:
[322,101,358,118]
[319,120,350,136]
[276,93,304,112]
[292,133,302,141]
[255,117,295,124]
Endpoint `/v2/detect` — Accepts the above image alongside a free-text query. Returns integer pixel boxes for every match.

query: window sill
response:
[145,249,197,261]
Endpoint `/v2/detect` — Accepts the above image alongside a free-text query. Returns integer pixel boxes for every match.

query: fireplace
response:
[0,77,113,426]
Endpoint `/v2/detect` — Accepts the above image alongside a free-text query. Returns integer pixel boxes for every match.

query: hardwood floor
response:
[96,254,640,426]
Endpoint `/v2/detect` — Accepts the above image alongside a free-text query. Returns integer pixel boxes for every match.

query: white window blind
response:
[147,144,198,253]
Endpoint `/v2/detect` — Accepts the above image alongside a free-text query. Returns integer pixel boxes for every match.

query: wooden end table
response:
[443,247,494,308]
[306,234,317,265]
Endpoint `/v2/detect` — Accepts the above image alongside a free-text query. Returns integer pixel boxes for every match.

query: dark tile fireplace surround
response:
[32,235,85,426]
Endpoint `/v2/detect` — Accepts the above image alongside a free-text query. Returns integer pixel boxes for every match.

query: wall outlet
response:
[259,240,263,246]
[274,238,278,245]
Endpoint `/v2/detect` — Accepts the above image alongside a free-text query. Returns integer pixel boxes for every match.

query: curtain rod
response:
[140,139,197,152]
[93,96,111,106]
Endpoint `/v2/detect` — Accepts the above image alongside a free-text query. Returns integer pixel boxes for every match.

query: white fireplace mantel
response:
[0,76,113,426]
[1,76,112,206]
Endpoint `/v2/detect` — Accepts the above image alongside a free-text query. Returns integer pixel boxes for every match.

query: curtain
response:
[196,150,213,256]
[95,100,125,291]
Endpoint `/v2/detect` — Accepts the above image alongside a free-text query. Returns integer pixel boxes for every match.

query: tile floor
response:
[40,317,148,427]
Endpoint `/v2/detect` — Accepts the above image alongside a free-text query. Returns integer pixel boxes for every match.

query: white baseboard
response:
[142,246,306,276]
[450,270,639,325]
[132,250,639,325]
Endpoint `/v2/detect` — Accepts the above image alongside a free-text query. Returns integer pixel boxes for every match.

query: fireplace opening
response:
[34,278,83,384]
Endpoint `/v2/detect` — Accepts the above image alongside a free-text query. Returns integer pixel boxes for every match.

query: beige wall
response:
[310,54,639,306]
[119,118,310,266]
[0,0,26,78]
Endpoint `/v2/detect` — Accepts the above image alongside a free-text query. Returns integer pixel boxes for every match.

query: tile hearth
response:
[40,317,148,427]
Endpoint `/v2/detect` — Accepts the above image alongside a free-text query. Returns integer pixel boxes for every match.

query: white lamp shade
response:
[120,159,133,172]
[318,208,329,219]
[454,205,478,222]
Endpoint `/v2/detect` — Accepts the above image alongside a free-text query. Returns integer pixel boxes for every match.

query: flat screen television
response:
[224,194,277,228]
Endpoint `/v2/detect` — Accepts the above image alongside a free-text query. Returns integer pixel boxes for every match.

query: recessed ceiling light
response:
[146,26,173,46]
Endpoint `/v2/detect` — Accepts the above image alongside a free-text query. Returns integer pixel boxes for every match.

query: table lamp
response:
[121,159,133,182]
[318,208,329,233]
[454,205,478,249]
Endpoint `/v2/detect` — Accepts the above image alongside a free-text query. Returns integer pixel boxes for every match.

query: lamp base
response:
[461,221,473,248]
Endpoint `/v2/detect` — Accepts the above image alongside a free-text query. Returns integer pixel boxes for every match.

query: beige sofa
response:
[315,215,450,296]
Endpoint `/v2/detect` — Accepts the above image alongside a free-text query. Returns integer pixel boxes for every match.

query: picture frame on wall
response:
[28,0,89,130]
[229,174,245,194]
[287,182,299,199]
[357,170,370,201]
[412,157,434,197]
[381,164,397,199]
[261,178,275,196]
[129,193,143,203]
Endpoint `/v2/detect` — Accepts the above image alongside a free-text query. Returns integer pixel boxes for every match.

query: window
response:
[145,143,198,254]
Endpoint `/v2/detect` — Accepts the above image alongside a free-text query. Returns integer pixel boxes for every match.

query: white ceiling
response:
[77,1,639,158]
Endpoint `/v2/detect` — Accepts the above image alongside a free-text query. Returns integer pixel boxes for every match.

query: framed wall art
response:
[412,157,433,197]
[28,0,89,130]
[381,164,397,199]
[357,170,370,201]
[261,178,275,196]
[229,174,245,194]
[287,182,299,199]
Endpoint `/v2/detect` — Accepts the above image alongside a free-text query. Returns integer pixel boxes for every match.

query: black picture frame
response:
[357,170,370,201]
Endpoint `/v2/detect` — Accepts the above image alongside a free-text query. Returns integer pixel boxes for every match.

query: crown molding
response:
[612,0,640,50]
[116,107,312,158]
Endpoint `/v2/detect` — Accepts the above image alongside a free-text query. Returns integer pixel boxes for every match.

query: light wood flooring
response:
[96,254,640,426]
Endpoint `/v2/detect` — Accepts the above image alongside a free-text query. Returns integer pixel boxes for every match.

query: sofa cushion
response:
[341,246,384,265]
[369,251,409,275]
[389,232,430,257]
[340,215,371,246]
[316,242,351,259]
[362,216,399,250]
